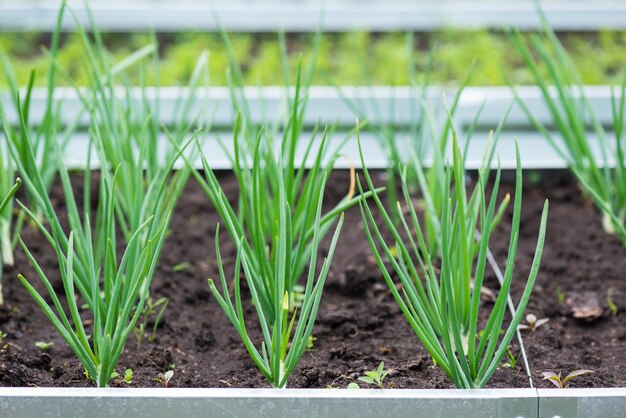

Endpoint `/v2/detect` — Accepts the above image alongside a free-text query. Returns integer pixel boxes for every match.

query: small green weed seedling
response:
[357,362,391,389]
[306,335,317,350]
[324,372,361,389]
[172,262,192,273]
[607,288,618,316]
[502,348,521,369]
[35,341,54,351]
[111,369,133,385]
[122,369,133,384]
[154,370,174,387]
[518,313,549,332]
[542,370,594,388]
[134,296,169,346]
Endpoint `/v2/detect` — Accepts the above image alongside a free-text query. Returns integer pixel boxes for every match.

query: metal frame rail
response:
[1,1,626,32]
[0,86,618,170]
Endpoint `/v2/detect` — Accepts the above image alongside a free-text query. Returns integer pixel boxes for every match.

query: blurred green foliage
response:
[1,30,625,87]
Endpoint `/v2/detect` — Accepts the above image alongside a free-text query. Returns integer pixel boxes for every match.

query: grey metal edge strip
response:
[1,1,626,32]
[2,387,626,417]
[1,86,621,170]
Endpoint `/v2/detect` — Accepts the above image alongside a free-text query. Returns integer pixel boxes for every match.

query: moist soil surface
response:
[0,170,624,389]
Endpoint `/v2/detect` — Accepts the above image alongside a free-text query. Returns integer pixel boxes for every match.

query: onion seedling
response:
[68,28,198,341]
[358,129,549,389]
[509,11,626,244]
[339,80,511,259]
[208,135,344,388]
[188,29,376,312]
[0,145,21,271]
[197,37,352,381]
[21,5,202,350]
[184,61,374,321]
[134,296,169,346]
[332,33,435,215]
[7,104,169,387]
[0,176,21,305]
[409,115,512,259]
[0,4,76,286]
[60,5,202,253]
[0,4,78,221]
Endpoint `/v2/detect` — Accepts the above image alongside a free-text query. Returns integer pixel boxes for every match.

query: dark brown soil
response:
[0,170,624,389]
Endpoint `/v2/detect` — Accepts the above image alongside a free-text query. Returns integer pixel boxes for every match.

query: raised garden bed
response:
[0,170,624,390]
[2,4,626,417]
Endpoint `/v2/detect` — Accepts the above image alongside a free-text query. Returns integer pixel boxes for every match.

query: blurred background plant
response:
[2,30,626,87]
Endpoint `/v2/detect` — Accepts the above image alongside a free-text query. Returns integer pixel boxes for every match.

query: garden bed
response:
[1,169,624,390]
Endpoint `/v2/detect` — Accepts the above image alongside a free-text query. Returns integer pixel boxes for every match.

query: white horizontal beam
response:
[0,387,540,418]
[1,1,625,32]
[0,86,619,170]
[0,86,617,127]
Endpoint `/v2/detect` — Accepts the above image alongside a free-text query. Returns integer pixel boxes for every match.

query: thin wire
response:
[476,229,534,389]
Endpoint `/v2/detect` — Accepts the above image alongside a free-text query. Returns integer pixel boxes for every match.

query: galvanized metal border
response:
[1,86,620,170]
[537,388,626,418]
[0,387,539,418]
[2,1,626,32]
[3,387,626,417]
[1,86,616,128]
